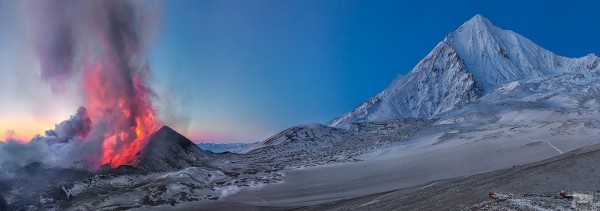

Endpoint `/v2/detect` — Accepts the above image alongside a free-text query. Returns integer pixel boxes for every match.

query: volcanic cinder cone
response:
[136,126,213,172]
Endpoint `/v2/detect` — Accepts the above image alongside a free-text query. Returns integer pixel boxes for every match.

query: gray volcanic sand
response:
[302,142,600,210]
[182,121,600,210]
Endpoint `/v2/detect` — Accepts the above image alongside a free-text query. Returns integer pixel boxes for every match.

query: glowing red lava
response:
[84,62,159,168]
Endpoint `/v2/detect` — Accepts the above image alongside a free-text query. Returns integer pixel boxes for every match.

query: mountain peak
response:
[444,14,574,90]
[145,126,193,148]
[467,14,491,26]
[453,14,498,40]
[452,14,496,36]
[467,14,491,24]
[155,125,176,135]
[330,15,600,128]
[135,125,212,172]
[471,14,484,20]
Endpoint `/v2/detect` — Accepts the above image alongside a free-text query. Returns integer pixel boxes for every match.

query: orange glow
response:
[184,130,226,144]
[84,62,159,168]
[0,115,62,142]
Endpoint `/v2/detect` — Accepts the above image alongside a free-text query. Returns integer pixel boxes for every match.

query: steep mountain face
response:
[330,14,600,128]
[330,41,483,127]
[136,126,213,172]
[448,15,598,89]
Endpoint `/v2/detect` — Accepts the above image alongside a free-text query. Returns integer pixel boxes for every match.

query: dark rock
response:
[136,126,213,172]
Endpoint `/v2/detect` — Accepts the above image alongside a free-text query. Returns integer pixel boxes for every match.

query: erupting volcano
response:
[85,61,159,168]
[31,0,161,168]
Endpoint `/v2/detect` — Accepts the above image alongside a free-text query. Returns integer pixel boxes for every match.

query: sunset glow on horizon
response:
[3,0,600,144]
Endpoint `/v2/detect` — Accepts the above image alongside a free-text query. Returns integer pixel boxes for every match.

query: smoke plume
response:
[0,107,92,170]
[0,0,163,170]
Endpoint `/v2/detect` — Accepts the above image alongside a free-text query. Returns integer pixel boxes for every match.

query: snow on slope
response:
[188,15,600,208]
[436,70,600,125]
[240,120,430,168]
[241,124,348,154]
[221,70,600,207]
[197,143,257,153]
[0,126,287,209]
[330,14,600,128]
[451,15,578,89]
[329,41,483,127]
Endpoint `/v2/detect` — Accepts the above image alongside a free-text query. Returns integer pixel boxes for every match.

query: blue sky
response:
[148,0,600,142]
[2,0,600,142]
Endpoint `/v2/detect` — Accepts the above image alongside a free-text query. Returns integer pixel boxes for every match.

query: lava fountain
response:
[30,0,161,168]
[84,62,158,168]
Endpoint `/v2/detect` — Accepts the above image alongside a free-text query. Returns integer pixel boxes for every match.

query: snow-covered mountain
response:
[4,14,600,210]
[330,14,600,128]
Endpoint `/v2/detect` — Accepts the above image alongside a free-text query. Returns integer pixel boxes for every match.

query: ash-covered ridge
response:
[136,126,214,172]
[330,14,600,128]
[0,126,286,210]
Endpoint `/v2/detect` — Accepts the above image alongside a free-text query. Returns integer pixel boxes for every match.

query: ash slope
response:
[0,126,284,210]
[304,142,600,211]
[236,14,600,175]
[136,126,214,172]
[4,14,600,210]
[215,15,600,209]
[225,59,600,209]
[330,14,600,128]
[197,143,257,153]
[128,15,600,209]
[241,120,430,168]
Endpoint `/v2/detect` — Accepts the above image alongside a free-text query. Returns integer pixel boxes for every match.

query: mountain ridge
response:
[330,14,600,128]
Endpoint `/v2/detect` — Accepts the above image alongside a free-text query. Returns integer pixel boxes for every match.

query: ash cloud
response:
[29,0,156,92]
[0,140,51,171]
[0,107,91,171]
[0,0,163,171]
[30,0,77,91]
[43,107,91,143]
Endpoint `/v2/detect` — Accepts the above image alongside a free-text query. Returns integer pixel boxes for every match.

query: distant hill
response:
[196,142,257,153]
